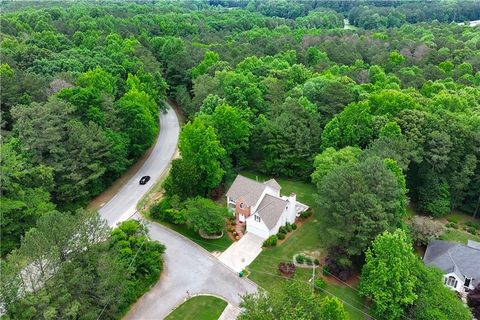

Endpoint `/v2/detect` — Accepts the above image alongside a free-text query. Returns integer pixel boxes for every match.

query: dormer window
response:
[254,215,261,222]
[240,203,245,209]
[445,276,458,288]
[465,278,472,287]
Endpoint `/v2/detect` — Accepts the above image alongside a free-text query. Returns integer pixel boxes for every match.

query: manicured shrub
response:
[278,233,286,240]
[465,221,480,230]
[231,220,237,226]
[292,223,297,230]
[263,235,278,247]
[314,258,320,266]
[447,216,460,224]
[322,266,330,276]
[286,223,293,232]
[305,257,313,265]
[467,227,477,235]
[278,262,296,277]
[314,278,326,291]
[296,254,305,264]
[300,209,313,219]
[447,222,458,229]
[278,226,287,234]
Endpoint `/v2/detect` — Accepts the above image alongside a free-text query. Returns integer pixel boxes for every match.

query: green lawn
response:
[159,221,233,252]
[241,170,367,320]
[165,295,227,320]
[440,228,480,244]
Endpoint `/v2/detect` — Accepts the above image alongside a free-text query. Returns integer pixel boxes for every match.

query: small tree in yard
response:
[360,229,418,320]
[408,215,445,246]
[184,197,228,236]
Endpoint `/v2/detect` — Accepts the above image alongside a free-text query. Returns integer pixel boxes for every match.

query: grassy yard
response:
[165,295,227,320]
[158,221,233,252]
[241,170,367,320]
[440,228,480,244]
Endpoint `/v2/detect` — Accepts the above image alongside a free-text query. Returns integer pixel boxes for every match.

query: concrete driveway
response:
[124,218,257,319]
[99,105,179,227]
[219,233,264,273]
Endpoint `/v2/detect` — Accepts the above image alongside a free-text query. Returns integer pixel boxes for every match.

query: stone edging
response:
[199,230,224,239]
[292,254,320,269]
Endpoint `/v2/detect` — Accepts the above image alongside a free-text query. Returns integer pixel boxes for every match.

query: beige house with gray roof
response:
[226,175,309,239]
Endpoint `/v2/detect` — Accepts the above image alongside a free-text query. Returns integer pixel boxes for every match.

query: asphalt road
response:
[99,104,180,227]
[124,217,257,320]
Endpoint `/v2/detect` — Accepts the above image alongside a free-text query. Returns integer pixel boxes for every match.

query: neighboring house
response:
[423,239,480,295]
[226,175,309,239]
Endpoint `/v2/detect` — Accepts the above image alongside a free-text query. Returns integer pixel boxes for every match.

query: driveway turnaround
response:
[99,105,179,227]
[124,219,257,319]
[219,233,264,273]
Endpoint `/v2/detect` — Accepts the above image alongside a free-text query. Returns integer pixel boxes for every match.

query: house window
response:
[239,203,245,209]
[465,278,472,287]
[446,276,458,288]
[254,215,261,222]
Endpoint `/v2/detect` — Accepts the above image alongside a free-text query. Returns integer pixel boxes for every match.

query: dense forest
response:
[1,0,480,319]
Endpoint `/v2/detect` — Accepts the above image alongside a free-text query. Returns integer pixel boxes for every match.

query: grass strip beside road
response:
[165,295,227,320]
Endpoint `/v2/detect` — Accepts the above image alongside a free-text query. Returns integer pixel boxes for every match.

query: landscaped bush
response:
[465,221,480,230]
[305,256,313,265]
[300,209,313,219]
[467,227,477,235]
[150,196,184,224]
[278,233,286,240]
[278,226,287,234]
[296,254,305,264]
[231,220,237,226]
[286,223,293,232]
[278,262,296,277]
[314,278,326,291]
[447,222,458,229]
[447,217,460,224]
[263,235,278,247]
[292,223,297,230]
[314,258,320,266]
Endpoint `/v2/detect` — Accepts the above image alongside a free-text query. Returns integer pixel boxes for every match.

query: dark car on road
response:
[139,175,151,185]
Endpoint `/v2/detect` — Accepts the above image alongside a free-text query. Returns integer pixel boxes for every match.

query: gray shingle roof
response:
[255,194,287,229]
[264,179,281,190]
[424,240,480,287]
[226,175,267,207]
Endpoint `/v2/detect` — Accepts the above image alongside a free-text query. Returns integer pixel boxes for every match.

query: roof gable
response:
[255,194,287,229]
[226,175,267,207]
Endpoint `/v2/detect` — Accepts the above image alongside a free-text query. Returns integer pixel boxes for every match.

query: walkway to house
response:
[234,215,246,238]
[218,232,264,273]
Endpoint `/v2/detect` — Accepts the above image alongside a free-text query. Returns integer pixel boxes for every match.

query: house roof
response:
[226,175,281,207]
[264,178,281,190]
[424,240,480,287]
[255,194,287,229]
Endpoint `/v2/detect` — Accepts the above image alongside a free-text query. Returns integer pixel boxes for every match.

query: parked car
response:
[139,175,151,185]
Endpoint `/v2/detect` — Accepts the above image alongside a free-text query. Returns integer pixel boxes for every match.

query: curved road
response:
[99,105,180,227]
[97,104,257,319]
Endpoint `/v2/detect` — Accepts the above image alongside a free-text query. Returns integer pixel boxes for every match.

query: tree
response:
[163,159,203,200]
[316,157,407,258]
[184,197,228,236]
[407,216,445,246]
[360,229,419,320]
[408,266,472,320]
[178,118,226,195]
[239,280,348,320]
[116,87,158,158]
[311,146,361,188]
[262,97,322,178]
[201,104,252,163]
[0,140,55,256]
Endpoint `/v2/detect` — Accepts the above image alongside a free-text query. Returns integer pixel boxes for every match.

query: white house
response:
[226,175,309,239]
[423,239,480,295]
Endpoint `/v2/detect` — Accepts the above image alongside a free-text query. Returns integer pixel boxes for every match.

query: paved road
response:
[99,104,180,227]
[124,218,257,319]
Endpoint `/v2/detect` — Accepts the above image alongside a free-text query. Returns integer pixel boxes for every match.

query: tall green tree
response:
[360,229,419,320]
